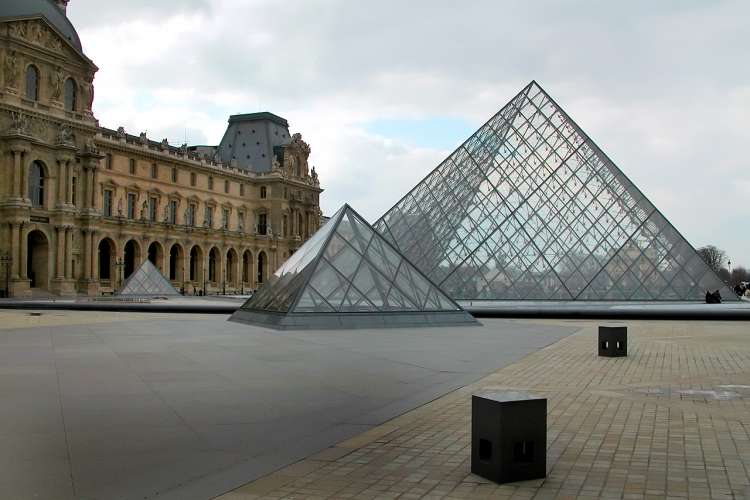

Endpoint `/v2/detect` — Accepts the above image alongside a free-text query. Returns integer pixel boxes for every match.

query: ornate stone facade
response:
[0,6,322,297]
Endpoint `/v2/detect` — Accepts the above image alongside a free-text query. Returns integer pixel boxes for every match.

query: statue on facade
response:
[49,66,64,101]
[311,166,319,185]
[140,200,148,220]
[81,80,94,111]
[3,50,20,88]
[8,112,30,135]
[84,138,99,154]
[139,132,148,145]
[116,126,126,139]
[160,138,169,150]
[117,198,123,217]
[57,125,75,146]
[163,205,170,223]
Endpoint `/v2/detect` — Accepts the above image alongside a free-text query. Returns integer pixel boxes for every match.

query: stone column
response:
[10,150,20,197]
[66,163,72,205]
[90,230,97,280]
[19,225,27,279]
[55,226,65,279]
[83,230,91,280]
[10,224,20,279]
[65,227,73,279]
[91,169,98,209]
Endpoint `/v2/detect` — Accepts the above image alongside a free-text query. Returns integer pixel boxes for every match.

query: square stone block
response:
[471,391,546,484]
[598,325,627,357]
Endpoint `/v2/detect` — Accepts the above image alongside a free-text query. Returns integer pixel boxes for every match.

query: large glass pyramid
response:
[229,204,478,329]
[117,259,181,296]
[375,81,735,302]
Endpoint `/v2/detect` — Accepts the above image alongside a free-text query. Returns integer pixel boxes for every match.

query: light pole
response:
[728,260,732,283]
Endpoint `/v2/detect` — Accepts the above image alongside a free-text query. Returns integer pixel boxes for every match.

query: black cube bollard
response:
[598,325,627,357]
[471,391,547,484]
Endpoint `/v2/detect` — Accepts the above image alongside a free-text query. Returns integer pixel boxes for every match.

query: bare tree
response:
[697,245,727,275]
[730,266,749,285]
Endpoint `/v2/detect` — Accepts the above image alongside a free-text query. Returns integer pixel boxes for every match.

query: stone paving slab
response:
[0,311,577,500]
[217,320,750,500]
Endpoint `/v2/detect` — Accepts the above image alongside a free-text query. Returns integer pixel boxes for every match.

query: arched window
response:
[257,252,266,284]
[64,78,77,111]
[26,65,39,101]
[29,161,45,207]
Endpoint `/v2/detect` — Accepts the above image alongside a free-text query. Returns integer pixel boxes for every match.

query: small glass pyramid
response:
[375,81,735,302]
[117,259,181,296]
[229,204,478,329]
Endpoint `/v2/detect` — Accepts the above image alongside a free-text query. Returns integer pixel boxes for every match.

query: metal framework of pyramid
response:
[375,81,735,302]
[117,259,181,296]
[229,204,478,329]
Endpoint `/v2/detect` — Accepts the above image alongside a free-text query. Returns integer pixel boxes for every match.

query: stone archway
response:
[257,251,266,285]
[189,245,203,283]
[242,250,252,285]
[208,247,220,284]
[98,238,116,283]
[169,243,184,282]
[27,230,49,290]
[124,239,140,279]
[226,248,238,287]
[148,241,164,272]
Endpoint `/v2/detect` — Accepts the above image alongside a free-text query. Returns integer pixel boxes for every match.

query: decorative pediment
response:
[6,18,95,68]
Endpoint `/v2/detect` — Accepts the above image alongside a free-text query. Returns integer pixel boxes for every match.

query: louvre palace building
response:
[0,0,323,297]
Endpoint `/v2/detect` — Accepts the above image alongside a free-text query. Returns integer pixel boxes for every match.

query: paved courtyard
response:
[218,319,750,500]
[0,310,577,500]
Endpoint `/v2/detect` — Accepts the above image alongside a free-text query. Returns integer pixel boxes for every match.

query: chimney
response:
[55,0,69,14]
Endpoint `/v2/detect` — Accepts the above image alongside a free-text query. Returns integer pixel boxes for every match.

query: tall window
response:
[129,159,136,174]
[149,197,157,221]
[224,180,229,194]
[240,184,245,196]
[204,206,213,227]
[64,78,76,111]
[222,208,230,230]
[190,172,196,187]
[26,66,39,101]
[127,193,136,219]
[260,186,267,199]
[169,200,177,224]
[171,168,178,183]
[105,153,113,170]
[28,161,44,207]
[150,163,158,179]
[103,189,113,217]
[71,176,77,206]
[208,176,214,190]
[187,204,196,226]
[258,213,267,235]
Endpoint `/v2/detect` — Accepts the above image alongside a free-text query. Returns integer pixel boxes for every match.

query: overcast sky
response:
[68,0,749,265]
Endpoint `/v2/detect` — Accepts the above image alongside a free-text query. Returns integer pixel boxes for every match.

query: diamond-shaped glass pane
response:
[374,82,735,302]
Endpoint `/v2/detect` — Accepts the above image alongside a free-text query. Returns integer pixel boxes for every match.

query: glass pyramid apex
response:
[117,259,181,296]
[375,81,735,302]
[229,204,478,329]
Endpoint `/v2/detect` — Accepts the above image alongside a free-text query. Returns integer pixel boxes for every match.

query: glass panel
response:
[372,82,736,302]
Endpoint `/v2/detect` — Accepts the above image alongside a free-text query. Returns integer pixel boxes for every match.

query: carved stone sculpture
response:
[4,50,20,89]
[57,125,75,146]
[49,66,64,101]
